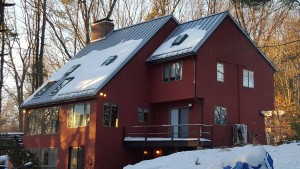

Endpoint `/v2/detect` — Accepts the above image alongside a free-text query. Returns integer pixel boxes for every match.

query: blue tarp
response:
[223,152,274,169]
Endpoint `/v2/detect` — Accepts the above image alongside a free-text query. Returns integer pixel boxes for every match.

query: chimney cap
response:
[93,18,113,24]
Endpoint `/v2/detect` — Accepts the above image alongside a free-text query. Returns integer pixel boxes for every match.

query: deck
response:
[123,124,213,148]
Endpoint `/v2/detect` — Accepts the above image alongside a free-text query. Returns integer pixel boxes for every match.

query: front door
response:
[170,108,189,138]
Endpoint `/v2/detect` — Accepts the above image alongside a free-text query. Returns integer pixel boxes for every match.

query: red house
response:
[21,11,275,169]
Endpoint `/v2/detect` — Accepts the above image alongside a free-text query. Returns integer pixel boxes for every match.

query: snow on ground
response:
[124,143,300,169]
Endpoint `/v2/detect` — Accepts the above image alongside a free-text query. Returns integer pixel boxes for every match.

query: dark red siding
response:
[94,18,178,169]
[196,16,274,146]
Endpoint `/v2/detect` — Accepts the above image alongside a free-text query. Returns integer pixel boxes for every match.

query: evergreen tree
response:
[0,137,41,168]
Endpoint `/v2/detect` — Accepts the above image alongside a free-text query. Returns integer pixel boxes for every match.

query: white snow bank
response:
[124,143,300,169]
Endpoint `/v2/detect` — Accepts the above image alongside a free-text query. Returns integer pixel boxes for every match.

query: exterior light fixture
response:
[155,150,162,156]
[100,92,104,96]
[143,150,148,155]
[188,103,193,107]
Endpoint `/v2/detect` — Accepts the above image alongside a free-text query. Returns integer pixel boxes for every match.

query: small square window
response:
[137,107,149,123]
[214,106,227,126]
[163,62,182,82]
[243,69,254,88]
[217,63,224,82]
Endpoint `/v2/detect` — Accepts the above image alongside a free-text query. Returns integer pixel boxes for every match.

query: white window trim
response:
[243,69,254,88]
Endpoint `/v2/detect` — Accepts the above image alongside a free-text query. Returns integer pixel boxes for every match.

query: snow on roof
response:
[51,39,142,99]
[149,28,206,60]
[24,39,142,103]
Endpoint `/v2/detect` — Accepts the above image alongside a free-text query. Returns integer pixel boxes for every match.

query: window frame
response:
[51,77,74,94]
[137,107,149,123]
[214,106,227,126]
[217,63,224,82]
[172,34,188,46]
[103,103,119,127]
[243,69,254,88]
[65,64,80,76]
[67,103,90,128]
[26,107,59,135]
[69,147,85,169]
[34,81,57,97]
[101,55,118,66]
[163,62,183,82]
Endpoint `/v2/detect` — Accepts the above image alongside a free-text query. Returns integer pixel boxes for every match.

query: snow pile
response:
[124,143,300,169]
[208,146,273,169]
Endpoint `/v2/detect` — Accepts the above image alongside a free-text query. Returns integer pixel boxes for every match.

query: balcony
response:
[123,124,213,148]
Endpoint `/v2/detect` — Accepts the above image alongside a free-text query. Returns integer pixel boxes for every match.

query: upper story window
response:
[172,34,188,46]
[101,55,118,66]
[65,64,80,76]
[137,107,149,123]
[243,69,254,88]
[35,81,56,97]
[52,77,74,94]
[67,103,90,128]
[217,63,224,82]
[163,62,182,82]
[103,103,119,127]
[26,107,59,135]
[214,106,227,126]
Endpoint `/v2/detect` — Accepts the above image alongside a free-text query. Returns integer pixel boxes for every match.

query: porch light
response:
[155,150,162,155]
[143,150,148,155]
[188,103,193,107]
[100,92,107,97]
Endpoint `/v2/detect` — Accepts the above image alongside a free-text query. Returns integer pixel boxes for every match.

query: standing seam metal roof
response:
[21,15,177,108]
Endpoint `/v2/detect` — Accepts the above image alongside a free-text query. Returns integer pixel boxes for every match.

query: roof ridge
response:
[180,11,229,25]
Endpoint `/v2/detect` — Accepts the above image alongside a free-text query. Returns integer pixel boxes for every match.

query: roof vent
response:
[172,34,188,46]
[91,18,114,42]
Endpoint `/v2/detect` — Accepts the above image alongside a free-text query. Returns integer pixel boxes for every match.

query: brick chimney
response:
[91,18,114,42]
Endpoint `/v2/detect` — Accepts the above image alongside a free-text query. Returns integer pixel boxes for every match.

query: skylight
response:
[52,77,74,94]
[65,64,81,76]
[101,55,118,66]
[34,81,57,97]
[172,34,188,46]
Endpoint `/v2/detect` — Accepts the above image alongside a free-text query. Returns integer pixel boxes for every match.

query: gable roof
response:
[21,15,177,108]
[146,11,276,72]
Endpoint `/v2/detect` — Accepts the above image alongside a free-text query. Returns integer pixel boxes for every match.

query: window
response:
[243,69,254,88]
[69,147,85,169]
[103,103,118,127]
[43,107,60,134]
[29,148,58,169]
[172,34,188,46]
[163,62,182,82]
[26,107,59,135]
[217,63,224,82]
[35,81,56,97]
[101,55,118,66]
[137,107,149,123]
[65,64,80,76]
[214,106,227,126]
[67,103,90,128]
[52,77,74,94]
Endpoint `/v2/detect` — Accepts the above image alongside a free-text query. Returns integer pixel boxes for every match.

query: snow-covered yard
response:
[124,143,300,169]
